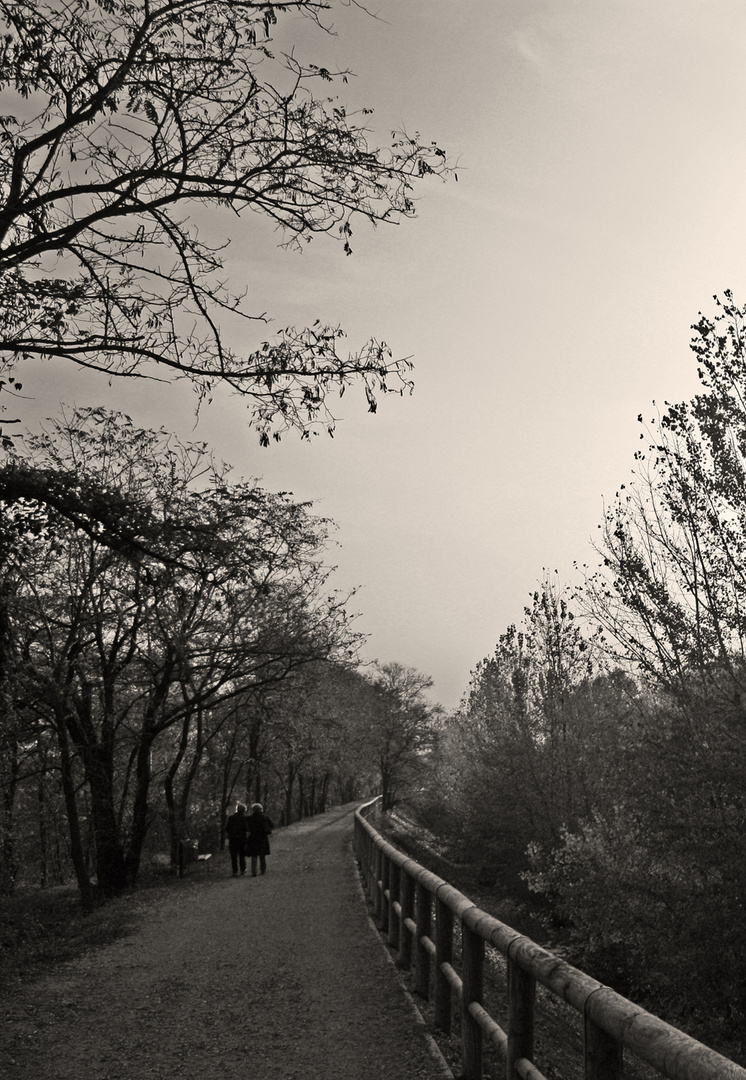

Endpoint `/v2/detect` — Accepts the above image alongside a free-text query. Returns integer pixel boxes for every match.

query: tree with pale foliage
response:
[584,293,746,714]
[417,579,617,880]
[528,295,746,1043]
[0,0,449,443]
[370,661,439,812]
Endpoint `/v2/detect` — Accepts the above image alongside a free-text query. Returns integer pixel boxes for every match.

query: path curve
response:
[2,804,448,1079]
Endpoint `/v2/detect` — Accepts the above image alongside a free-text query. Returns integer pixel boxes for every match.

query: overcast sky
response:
[25,1,746,708]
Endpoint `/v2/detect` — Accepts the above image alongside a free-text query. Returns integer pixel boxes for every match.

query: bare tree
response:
[0,0,449,442]
[371,661,438,811]
[4,407,359,899]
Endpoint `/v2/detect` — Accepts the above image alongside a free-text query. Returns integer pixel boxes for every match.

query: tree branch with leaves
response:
[0,0,449,442]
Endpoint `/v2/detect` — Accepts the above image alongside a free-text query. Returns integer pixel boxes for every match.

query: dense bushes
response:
[417,608,746,1057]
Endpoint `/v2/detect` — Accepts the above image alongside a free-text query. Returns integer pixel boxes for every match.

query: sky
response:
[21,0,746,709]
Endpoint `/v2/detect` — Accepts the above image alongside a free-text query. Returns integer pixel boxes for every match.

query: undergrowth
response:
[0,860,221,988]
[371,809,663,1080]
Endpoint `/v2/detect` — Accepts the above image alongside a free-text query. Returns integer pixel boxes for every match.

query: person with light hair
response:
[246,803,274,876]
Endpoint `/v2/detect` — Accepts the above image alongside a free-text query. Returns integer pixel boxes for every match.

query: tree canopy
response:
[0,0,449,442]
[0,406,361,901]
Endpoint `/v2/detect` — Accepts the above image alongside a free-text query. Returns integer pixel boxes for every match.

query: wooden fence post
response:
[361,829,369,892]
[360,823,366,876]
[368,835,377,908]
[374,844,383,923]
[388,859,401,949]
[414,880,432,999]
[435,894,453,1033]
[462,922,484,1080]
[507,956,535,1080]
[399,869,415,969]
[585,1012,623,1080]
[381,851,390,934]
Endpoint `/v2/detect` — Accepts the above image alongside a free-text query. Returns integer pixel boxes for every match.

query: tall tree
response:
[3,407,358,899]
[415,578,625,896]
[0,0,449,442]
[537,294,746,1036]
[584,292,746,712]
[369,661,438,812]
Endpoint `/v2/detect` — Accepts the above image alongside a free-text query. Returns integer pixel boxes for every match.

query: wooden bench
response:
[178,839,212,878]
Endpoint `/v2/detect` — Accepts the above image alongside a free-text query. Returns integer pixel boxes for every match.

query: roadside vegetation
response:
[0,0,445,911]
[0,862,211,986]
[393,295,746,1068]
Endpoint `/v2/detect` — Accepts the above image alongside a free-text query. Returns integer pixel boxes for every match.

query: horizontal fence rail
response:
[354,797,746,1080]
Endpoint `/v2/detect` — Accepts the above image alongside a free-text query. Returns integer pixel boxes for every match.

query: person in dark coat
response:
[246,802,274,876]
[225,802,249,876]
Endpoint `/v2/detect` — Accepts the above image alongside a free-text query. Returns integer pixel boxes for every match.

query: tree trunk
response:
[247,718,264,804]
[176,710,205,849]
[221,758,244,851]
[37,749,48,889]
[0,588,18,895]
[61,678,128,900]
[283,761,297,826]
[381,762,393,812]
[165,707,196,864]
[318,773,329,814]
[56,723,97,910]
[82,741,128,895]
[124,728,156,884]
[0,744,18,895]
[252,762,264,804]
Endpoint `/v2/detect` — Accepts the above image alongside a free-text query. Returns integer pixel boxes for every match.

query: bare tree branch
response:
[0,0,449,439]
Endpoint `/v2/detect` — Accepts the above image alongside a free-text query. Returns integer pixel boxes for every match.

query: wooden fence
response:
[354,797,746,1080]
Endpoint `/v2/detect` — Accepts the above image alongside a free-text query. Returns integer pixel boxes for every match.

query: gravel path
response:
[2,804,450,1079]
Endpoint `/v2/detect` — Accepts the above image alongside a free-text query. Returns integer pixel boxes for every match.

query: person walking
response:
[225,802,249,876]
[246,803,274,876]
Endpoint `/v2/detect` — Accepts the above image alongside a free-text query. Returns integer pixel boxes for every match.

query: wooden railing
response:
[354,797,746,1080]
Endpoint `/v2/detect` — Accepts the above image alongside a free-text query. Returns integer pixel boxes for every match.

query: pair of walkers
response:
[226,802,274,877]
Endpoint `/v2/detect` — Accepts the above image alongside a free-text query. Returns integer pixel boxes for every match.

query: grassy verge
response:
[0,860,222,988]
